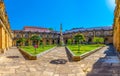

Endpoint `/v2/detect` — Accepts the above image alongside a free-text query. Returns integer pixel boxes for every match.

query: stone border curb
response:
[65,45,105,61]
[18,46,57,60]
[37,46,57,58]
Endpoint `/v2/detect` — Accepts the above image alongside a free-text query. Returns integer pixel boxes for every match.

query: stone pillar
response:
[14,40,16,46]
[0,27,2,52]
[5,32,9,50]
[7,34,10,48]
[29,40,32,46]
[28,40,30,46]
[43,39,46,46]
[0,27,6,53]
[49,39,52,45]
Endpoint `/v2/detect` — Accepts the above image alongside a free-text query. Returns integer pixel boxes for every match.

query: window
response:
[96,32,101,36]
[88,32,93,36]
[24,33,29,38]
[40,34,42,37]
[104,31,109,35]
[16,34,20,38]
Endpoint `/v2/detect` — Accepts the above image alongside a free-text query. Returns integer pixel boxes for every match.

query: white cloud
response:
[106,0,116,11]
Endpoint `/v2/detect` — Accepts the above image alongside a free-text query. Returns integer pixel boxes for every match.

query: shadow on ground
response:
[7,56,19,58]
[50,59,67,64]
[86,45,120,76]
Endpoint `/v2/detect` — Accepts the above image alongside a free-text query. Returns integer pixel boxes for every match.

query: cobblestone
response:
[0,45,119,76]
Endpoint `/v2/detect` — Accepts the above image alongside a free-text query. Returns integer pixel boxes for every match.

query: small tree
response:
[30,35,42,54]
[30,35,42,46]
[48,28,54,31]
[74,34,85,52]
[17,38,26,46]
[16,40,21,46]
[67,39,72,45]
[93,37,104,44]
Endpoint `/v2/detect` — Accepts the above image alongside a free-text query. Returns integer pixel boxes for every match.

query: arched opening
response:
[46,40,49,45]
[16,41,19,46]
[25,41,29,46]
[52,40,54,44]
[57,39,60,44]
[75,40,77,44]
[40,40,43,45]
[88,38,92,44]
[65,39,68,44]
[104,38,108,44]
[32,40,38,46]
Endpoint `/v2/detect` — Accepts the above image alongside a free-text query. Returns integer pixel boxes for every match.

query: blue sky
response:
[4,0,115,31]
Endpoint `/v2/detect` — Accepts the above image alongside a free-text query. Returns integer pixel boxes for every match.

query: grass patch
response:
[67,44,104,56]
[19,45,56,55]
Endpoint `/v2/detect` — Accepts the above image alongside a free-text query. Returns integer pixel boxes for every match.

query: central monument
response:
[59,24,64,46]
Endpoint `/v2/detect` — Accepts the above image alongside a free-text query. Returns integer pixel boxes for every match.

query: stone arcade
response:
[0,0,13,53]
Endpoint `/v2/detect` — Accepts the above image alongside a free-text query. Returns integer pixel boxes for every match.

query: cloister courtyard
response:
[0,45,120,76]
[0,0,120,76]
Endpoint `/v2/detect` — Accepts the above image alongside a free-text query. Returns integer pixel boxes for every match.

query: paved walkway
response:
[86,45,120,76]
[0,45,119,76]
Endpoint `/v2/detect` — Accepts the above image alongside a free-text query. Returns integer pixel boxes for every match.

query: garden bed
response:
[65,44,105,61]
[18,45,56,60]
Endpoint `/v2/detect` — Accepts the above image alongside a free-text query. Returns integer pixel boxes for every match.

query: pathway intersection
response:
[0,45,119,76]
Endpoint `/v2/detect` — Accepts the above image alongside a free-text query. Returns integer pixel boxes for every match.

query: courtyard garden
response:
[66,34,105,58]
[19,45,56,55]
[17,35,56,57]
[67,44,104,56]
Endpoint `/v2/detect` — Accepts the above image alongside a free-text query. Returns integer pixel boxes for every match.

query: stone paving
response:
[0,45,119,76]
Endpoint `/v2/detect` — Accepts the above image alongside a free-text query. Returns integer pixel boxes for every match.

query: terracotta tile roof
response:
[23,26,51,33]
[64,26,113,34]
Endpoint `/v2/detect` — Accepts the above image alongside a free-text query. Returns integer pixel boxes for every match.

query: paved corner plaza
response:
[0,45,119,76]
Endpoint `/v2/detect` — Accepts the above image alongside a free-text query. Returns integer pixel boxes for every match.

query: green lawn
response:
[67,44,104,56]
[20,45,56,55]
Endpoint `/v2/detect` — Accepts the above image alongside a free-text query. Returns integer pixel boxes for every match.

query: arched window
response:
[46,35,49,38]
[88,32,93,36]
[51,35,54,38]
[96,32,101,36]
[16,34,20,38]
[24,33,29,38]
[104,31,109,35]
[39,34,42,37]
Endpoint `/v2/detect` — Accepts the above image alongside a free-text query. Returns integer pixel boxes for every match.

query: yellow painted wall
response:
[0,27,2,49]
[0,1,13,53]
[114,0,120,52]
[2,27,5,49]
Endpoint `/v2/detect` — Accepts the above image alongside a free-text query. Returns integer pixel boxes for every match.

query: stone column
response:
[5,32,9,50]
[49,39,52,45]
[43,39,46,46]
[0,27,2,52]
[1,27,6,53]
[29,40,32,46]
